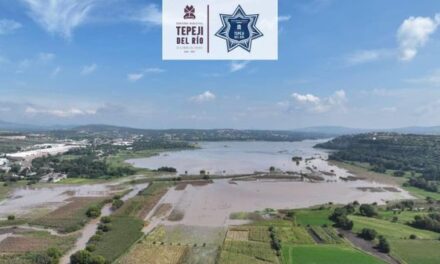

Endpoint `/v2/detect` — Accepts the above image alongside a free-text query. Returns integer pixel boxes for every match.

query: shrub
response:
[409,234,417,240]
[377,236,390,253]
[86,244,96,252]
[86,206,101,218]
[359,228,377,241]
[359,204,377,217]
[329,207,353,230]
[98,223,112,232]
[100,216,111,224]
[70,250,106,264]
[112,199,124,210]
[89,235,102,243]
[7,215,15,221]
[46,248,61,259]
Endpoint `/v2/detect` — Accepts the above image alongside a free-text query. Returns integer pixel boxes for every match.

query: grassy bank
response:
[87,181,173,263]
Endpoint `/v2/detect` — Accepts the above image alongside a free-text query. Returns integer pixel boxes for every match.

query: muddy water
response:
[127,139,349,177]
[59,183,149,264]
[0,174,150,218]
[0,184,113,218]
[155,179,413,227]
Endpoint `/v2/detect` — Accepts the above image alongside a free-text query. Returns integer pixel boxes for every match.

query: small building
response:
[40,173,67,183]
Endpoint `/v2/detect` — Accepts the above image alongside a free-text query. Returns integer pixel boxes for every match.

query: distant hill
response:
[0,120,72,132]
[294,126,440,136]
[0,120,42,131]
[69,125,331,141]
[293,126,370,135]
[1,121,440,136]
[393,126,440,135]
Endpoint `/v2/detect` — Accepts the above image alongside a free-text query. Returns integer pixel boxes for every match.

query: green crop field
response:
[219,250,273,264]
[390,239,440,264]
[92,216,144,262]
[248,226,271,242]
[308,226,345,244]
[377,210,425,225]
[293,208,333,227]
[282,245,386,264]
[276,226,315,244]
[402,186,440,200]
[222,240,278,263]
[349,215,439,240]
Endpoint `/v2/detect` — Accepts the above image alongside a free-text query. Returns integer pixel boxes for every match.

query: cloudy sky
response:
[1,0,440,129]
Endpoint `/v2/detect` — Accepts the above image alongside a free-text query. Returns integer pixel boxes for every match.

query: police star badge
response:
[215,5,263,52]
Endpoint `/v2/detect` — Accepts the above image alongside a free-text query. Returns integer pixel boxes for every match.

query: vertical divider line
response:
[207,5,210,53]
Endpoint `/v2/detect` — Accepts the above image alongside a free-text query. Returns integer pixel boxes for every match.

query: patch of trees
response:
[329,206,353,230]
[317,133,440,193]
[358,228,377,241]
[32,153,136,179]
[359,204,378,217]
[157,167,177,173]
[411,213,440,233]
[377,236,390,253]
[268,226,281,256]
[407,177,438,193]
[33,247,62,264]
[70,250,106,264]
[131,140,195,151]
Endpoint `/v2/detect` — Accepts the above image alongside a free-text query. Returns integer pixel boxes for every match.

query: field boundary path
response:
[339,229,401,264]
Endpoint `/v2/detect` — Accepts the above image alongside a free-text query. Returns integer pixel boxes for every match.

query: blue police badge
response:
[215,5,263,52]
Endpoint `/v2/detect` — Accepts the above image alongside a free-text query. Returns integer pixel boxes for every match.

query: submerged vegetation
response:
[317,133,440,194]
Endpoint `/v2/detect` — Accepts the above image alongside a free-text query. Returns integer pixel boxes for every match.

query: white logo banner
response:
[162,0,278,60]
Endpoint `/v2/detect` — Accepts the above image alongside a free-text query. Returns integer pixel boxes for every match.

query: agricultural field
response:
[307,226,346,244]
[349,215,439,240]
[391,239,440,264]
[91,216,144,262]
[349,215,440,264]
[281,245,386,264]
[85,182,174,262]
[115,181,173,219]
[275,226,314,244]
[31,196,109,233]
[219,240,279,264]
[293,208,333,227]
[0,230,77,264]
[122,225,222,264]
[118,244,189,264]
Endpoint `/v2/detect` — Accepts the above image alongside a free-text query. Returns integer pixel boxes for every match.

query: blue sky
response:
[1,0,440,129]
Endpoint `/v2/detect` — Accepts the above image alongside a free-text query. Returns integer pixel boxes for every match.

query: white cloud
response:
[131,4,162,26]
[278,15,291,22]
[0,19,22,34]
[345,50,393,65]
[143,67,165,74]
[406,69,440,86]
[290,90,347,113]
[230,61,249,72]
[38,52,55,62]
[127,73,144,82]
[190,91,216,103]
[81,63,97,75]
[25,106,96,118]
[51,66,61,78]
[397,14,440,61]
[21,0,99,39]
[292,93,321,104]
[127,67,165,82]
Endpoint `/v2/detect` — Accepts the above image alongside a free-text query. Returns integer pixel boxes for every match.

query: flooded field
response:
[128,139,350,176]
[147,179,413,227]
[0,184,114,218]
[134,140,414,229]
[0,176,146,218]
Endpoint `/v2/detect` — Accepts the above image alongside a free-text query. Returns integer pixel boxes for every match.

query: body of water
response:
[127,139,349,177]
